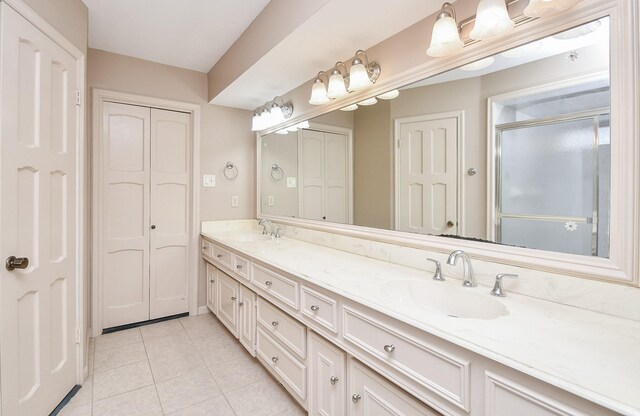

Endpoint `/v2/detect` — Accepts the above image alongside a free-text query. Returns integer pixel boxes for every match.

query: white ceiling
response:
[82,0,270,72]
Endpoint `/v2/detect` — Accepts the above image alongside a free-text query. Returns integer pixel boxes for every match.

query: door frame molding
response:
[393,111,465,235]
[91,88,201,336]
[1,0,87,384]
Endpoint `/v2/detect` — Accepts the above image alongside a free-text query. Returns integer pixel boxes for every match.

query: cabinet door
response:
[238,285,257,356]
[309,332,346,416]
[349,359,440,416]
[217,271,239,336]
[206,264,217,314]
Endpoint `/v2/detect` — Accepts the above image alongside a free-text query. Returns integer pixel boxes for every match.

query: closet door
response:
[102,102,151,328]
[324,132,348,223]
[299,129,325,221]
[149,109,191,319]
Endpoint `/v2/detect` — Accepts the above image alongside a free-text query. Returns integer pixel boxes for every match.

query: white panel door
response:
[299,129,349,223]
[217,271,239,336]
[397,116,458,235]
[149,108,191,319]
[238,285,257,355]
[309,332,346,416]
[101,102,151,328]
[0,4,79,414]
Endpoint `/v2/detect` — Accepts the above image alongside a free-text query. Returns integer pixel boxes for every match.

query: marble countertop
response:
[201,225,640,415]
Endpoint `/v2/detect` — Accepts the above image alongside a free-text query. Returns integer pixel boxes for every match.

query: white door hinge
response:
[75,328,81,344]
[75,90,82,106]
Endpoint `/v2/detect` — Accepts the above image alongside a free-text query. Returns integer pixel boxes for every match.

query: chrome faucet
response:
[446,250,476,287]
[258,218,273,235]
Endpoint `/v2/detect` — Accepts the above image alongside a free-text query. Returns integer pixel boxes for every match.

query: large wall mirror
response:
[257,10,638,284]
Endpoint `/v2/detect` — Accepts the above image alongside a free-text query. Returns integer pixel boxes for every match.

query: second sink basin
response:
[380,279,508,320]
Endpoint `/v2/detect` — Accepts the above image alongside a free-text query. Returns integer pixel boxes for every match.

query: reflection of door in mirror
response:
[395,113,461,235]
[299,128,352,224]
[489,74,610,257]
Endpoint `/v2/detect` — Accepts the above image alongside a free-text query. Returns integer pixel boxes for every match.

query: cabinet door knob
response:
[310,305,320,312]
[271,320,279,327]
[231,296,236,301]
[236,264,242,269]
[330,376,339,385]
[238,301,244,307]
[217,254,223,258]
[202,246,207,251]
[151,225,156,230]
[271,356,279,363]
[209,279,215,283]
[265,280,273,286]
[383,344,395,353]
[352,394,362,404]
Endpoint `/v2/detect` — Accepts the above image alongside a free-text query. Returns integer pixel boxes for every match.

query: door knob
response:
[151,225,156,229]
[5,256,29,271]
[446,220,454,228]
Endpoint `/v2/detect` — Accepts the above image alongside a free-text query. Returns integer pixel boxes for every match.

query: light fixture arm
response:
[271,96,294,119]
[439,2,457,21]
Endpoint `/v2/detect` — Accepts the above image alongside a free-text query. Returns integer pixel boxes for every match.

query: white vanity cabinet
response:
[308,332,346,416]
[349,359,440,416]
[206,263,217,314]
[238,285,257,355]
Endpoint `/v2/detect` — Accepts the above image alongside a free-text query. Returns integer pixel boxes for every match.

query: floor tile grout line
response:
[141,330,166,415]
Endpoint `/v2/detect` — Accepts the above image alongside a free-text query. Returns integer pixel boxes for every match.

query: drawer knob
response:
[238,301,244,307]
[330,376,339,385]
[236,264,242,270]
[383,344,395,353]
[271,320,279,327]
[202,246,207,251]
[265,280,273,286]
[209,279,215,283]
[352,394,362,404]
[271,356,279,363]
[217,254,223,258]
[310,305,320,312]
[231,296,236,301]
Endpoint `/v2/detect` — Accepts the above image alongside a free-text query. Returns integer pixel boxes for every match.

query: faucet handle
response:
[426,258,444,281]
[490,273,518,297]
[272,225,281,239]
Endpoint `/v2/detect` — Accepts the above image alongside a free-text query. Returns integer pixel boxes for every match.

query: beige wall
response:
[88,49,255,308]
[21,0,88,52]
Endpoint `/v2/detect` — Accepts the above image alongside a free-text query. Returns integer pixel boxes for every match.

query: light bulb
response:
[309,79,330,105]
[427,15,463,57]
[469,0,514,41]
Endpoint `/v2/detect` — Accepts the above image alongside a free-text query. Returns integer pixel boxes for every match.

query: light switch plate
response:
[287,177,297,188]
[231,195,239,207]
[203,174,216,187]
[268,195,275,206]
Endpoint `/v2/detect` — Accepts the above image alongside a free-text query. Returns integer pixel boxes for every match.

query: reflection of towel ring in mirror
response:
[224,162,238,180]
[270,164,284,181]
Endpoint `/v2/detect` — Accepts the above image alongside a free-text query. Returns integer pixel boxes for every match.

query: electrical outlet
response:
[287,177,297,188]
[231,195,239,207]
[202,174,216,187]
[268,195,275,206]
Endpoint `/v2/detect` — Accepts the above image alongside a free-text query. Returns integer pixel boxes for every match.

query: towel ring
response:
[271,164,284,181]
[224,162,238,180]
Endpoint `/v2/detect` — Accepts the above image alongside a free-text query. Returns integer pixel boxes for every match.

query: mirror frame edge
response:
[256,0,640,287]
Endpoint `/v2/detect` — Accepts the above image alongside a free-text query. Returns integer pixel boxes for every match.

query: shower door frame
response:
[493,109,610,256]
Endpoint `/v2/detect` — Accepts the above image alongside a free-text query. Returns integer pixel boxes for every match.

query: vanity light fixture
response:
[251,96,294,132]
[358,97,378,106]
[377,90,400,100]
[340,104,359,111]
[327,62,349,99]
[309,72,331,105]
[427,2,464,57]
[348,50,381,92]
[524,0,583,18]
[469,0,514,40]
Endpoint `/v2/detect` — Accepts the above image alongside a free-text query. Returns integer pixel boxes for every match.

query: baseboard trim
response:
[197,305,210,315]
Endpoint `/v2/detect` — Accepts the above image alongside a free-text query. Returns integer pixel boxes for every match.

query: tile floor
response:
[60,313,307,416]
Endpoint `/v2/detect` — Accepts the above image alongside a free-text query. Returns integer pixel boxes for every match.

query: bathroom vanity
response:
[201,221,638,416]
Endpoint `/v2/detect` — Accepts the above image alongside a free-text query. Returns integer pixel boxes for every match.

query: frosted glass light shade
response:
[251,114,261,131]
[377,90,400,100]
[270,105,285,125]
[276,129,289,135]
[260,109,273,128]
[296,121,310,129]
[524,0,582,18]
[327,73,348,99]
[358,97,377,106]
[348,63,372,92]
[340,104,359,111]
[309,81,330,105]
[469,0,514,41]
[427,16,464,57]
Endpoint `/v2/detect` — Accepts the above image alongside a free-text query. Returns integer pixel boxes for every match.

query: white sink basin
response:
[380,279,508,320]
[231,234,273,243]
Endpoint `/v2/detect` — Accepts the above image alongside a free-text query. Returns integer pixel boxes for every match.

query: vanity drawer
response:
[257,327,307,403]
[257,297,306,359]
[232,254,250,280]
[212,244,232,269]
[251,264,299,310]
[301,286,339,333]
[201,239,212,258]
[343,305,470,411]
